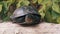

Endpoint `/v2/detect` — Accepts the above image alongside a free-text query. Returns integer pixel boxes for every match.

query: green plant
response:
[0,0,60,23]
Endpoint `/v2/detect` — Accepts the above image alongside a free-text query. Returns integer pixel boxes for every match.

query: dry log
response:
[0,22,60,34]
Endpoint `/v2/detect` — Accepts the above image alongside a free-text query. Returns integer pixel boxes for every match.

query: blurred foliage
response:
[0,0,60,23]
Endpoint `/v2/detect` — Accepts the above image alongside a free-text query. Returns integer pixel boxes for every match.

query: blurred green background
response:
[0,0,60,23]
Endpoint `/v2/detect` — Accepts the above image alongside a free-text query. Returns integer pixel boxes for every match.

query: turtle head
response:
[25,13,34,24]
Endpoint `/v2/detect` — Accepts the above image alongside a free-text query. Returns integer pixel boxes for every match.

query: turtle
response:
[10,6,41,26]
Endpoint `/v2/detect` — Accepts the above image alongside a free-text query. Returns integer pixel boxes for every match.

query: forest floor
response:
[0,22,60,34]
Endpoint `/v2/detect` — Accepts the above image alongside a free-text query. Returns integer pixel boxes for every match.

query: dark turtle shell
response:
[10,6,41,26]
[10,6,39,18]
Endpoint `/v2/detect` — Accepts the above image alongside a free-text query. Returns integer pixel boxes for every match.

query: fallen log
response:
[0,22,60,34]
